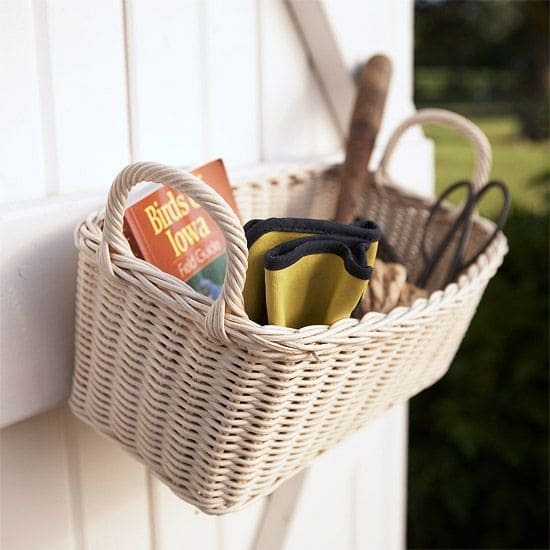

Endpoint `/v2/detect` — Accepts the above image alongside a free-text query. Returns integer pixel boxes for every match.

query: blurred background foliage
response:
[408,1,549,548]
[415,0,548,139]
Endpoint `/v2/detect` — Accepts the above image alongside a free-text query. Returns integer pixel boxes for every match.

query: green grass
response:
[422,112,549,217]
[414,67,518,104]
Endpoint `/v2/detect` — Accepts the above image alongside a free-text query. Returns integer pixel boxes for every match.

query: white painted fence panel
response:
[0,0,46,202]
[220,498,267,550]
[149,478,220,550]
[354,405,409,550]
[0,407,75,550]
[66,417,152,550]
[0,1,430,548]
[282,449,357,550]
[125,0,204,165]
[259,0,340,160]
[46,0,129,194]
[203,0,259,165]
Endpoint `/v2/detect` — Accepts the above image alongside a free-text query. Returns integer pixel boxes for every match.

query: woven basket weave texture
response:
[70,110,508,515]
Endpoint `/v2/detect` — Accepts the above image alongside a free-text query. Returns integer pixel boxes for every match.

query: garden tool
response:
[243,218,380,328]
[335,54,392,223]
[416,179,511,287]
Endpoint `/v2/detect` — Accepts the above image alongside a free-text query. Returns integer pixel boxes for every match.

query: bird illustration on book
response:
[197,277,221,300]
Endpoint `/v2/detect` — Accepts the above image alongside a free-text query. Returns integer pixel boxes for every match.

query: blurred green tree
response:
[415,0,549,138]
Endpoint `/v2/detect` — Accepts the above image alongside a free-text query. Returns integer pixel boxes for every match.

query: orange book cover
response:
[124,159,240,299]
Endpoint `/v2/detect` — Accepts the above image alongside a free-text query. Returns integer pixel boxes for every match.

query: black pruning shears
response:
[416,179,511,288]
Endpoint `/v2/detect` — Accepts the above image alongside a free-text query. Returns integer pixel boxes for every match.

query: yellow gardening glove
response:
[243,218,380,328]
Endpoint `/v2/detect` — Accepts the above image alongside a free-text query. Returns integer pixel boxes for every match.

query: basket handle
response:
[98,161,249,343]
[374,108,492,192]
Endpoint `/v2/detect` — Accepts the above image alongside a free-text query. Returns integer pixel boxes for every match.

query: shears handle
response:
[459,179,511,273]
[417,180,474,287]
[417,180,510,288]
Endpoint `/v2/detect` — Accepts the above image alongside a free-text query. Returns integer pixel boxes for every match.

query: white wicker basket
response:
[69,109,508,515]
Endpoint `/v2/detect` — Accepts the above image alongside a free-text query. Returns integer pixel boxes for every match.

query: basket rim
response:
[76,165,509,353]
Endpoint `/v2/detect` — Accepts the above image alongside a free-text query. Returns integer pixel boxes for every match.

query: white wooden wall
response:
[0,1,433,548]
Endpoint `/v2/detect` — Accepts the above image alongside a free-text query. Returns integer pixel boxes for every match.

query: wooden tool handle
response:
[335,55,392,223]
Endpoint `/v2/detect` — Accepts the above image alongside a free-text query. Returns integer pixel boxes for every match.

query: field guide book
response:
[124,159,240,300]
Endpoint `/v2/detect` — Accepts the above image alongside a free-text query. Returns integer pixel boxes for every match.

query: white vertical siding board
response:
[275,439,358,550]
[125,0,204,166]
[46,0,129,194]
[353,405,408,550]
[0,0,46,202]
[203,0,259,166]
[62,408,87,550]
[252,474,308,550]
[33,0,61,197]
[0,407,76,550]
[353,420,388,550]
[220,498,267,550]
[353,406,409,550]
[149,478,219,550]
[67,417,152,550]
[322,0,421,173]
[386,404,409,550]
[308,84,342,159]
[285,0,353,138]
[259,0,339,161]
